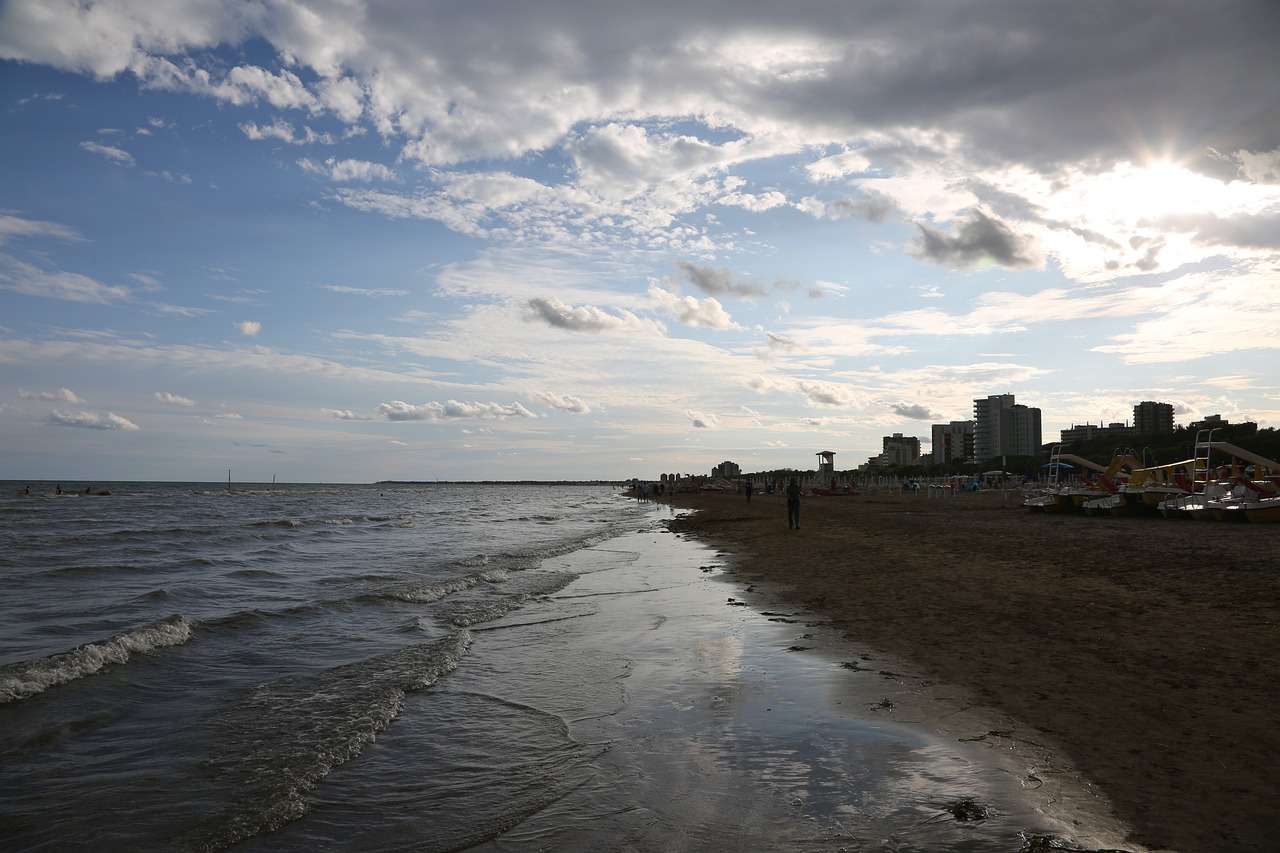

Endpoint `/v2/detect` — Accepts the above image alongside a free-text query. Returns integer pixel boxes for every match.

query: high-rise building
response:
[931,420,974,465]
[712,460,740,478]
[1133,401,1175,435]
[881,433,921,466]
[973,394,1042,461]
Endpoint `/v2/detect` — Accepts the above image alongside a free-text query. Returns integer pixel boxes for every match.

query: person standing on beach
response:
[744,480,753,504]
[785,477,801,529]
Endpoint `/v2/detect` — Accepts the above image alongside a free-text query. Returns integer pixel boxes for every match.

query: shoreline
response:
[662,489,1278,853]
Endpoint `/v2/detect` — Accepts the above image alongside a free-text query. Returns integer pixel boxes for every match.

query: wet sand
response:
[665,488,1278,853]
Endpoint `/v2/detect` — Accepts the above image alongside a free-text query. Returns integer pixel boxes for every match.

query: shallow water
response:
[0,483,1129,850]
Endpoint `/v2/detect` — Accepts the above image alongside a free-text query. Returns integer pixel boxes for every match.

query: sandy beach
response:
[665,487,1278,853]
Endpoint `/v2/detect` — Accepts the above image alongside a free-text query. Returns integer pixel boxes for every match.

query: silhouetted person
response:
[786,478,801,529]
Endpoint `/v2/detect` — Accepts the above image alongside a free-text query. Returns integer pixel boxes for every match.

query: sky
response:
[2,1,1279,484]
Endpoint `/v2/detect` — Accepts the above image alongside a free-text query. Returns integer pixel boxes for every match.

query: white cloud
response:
[521,297,662,335]
[321,285,409,297]
[21,387,83,403]
[79,140,134,166]
[323,408,372,420]
[529,391,592,414]
[234,320,261,336]
[377,399,538,422]
[0,254,131,302]
[298,157,396,182]
[154,391,195,406]
[0,214,83,245]
[685,409,717,429]
[240,119,300,143]
[647,285,740,330]
[717,190,788,212]
[47,409,139,430]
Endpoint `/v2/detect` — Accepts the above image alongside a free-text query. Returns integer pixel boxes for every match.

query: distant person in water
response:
[56,484,62,495]
[785,478,801,529]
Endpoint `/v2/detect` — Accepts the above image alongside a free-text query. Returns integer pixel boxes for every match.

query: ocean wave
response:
[188,630,472,850]
[378,570,496,604]
[441,571,579,627]
[0,615,193,703]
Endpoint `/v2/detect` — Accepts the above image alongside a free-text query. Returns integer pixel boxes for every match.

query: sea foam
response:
[0,614,193,703]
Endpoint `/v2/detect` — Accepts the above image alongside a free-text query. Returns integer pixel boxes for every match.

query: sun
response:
[1087,160,1220,222]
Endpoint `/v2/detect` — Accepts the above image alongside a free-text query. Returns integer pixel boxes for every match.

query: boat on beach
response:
[1024,448,1127,513]
[1033,431,1280,523]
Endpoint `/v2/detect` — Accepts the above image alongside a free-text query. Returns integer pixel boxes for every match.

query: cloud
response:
[890,402,937,420]
[21,387,84,403]
[321,285,409,297]
[79,140,134,166]
[47,409,140,430]
[323,407,372,420]
[529,391,592,414]
[718,190,788,212]
[685,409,717,429]
[0,214,83,245]
[672,262,769,298]
[152,302,215,317]
[240,120,303,144]
[521,297,660,335]
[912,209,1040,270]
[648,286,740,330]
[377,399,538,422]
[821,188,900,224]
[154,391,195,406]
[0,254,131,302]
[298,157,397,182]
[1233,148,1280,184]
[760,331,802,355]
[234,320,261,336]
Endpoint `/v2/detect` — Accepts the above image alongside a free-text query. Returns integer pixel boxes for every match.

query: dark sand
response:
[665,488,1278,853]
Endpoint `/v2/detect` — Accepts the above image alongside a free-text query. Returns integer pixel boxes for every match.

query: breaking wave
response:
[0,615,193,703]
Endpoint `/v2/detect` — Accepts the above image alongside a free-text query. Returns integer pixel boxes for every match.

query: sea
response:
[0,481,1133,852]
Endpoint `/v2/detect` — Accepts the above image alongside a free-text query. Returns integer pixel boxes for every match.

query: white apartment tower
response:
[973,394,1042,462]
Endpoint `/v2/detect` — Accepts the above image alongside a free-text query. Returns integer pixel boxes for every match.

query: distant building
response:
[1189,414,1257,435]
[881,433,921,466]
[973,394,1042,461]
[931,420,974,465]
[712,460,741,478]
[1133,401,1175,435]
[1060,421,1136,445]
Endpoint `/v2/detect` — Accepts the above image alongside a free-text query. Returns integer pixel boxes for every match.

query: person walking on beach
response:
[785,477,801,529]
[744,480,753,504]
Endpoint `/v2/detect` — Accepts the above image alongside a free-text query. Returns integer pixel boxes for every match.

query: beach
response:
[5,482,1139,851]
[665,487,1278,853]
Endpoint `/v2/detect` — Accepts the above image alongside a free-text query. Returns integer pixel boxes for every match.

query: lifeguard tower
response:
[816,451,836,483]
